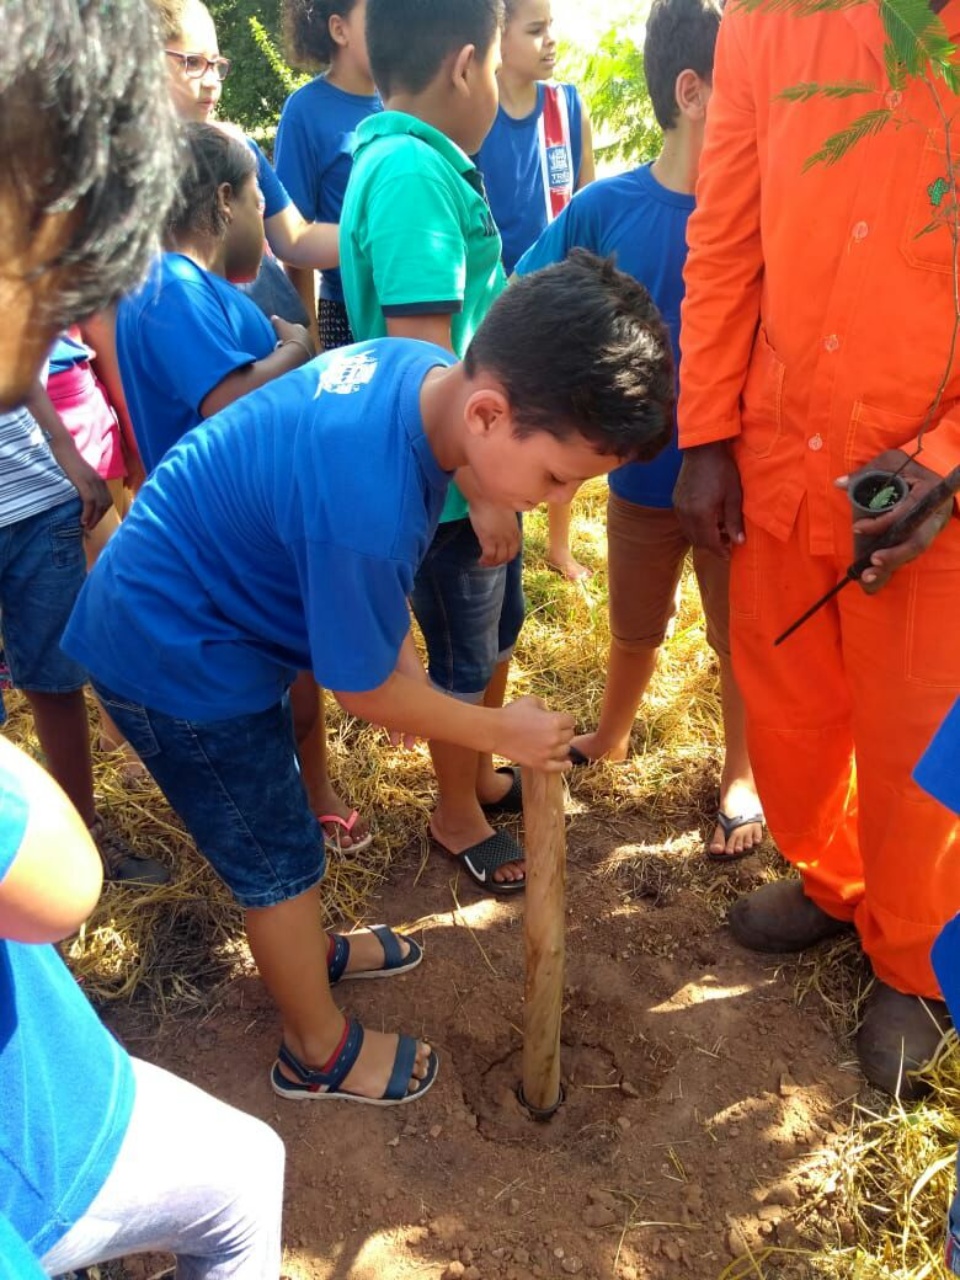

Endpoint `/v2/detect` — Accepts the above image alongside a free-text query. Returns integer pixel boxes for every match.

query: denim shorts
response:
[0,497,88,693]
[92,682,326,909]
[410,515,525,699]
[947,1151,960,1275]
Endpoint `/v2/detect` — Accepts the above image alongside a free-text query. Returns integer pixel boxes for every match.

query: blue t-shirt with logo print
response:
[63,340,455,721]
[516,163,693,508]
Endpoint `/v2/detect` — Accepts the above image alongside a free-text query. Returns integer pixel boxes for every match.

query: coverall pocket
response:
[843,399,922,474]
[738,325,785,459]
[904,523,960,689]
[902,134,955,276]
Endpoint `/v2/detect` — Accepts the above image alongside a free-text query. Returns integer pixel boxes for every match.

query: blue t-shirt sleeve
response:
[137,278,266,415]
[0,761,29,885]
[914,696,960,815]
[291,540,413,692]
[274,97,319,222]
[247,139,292,220]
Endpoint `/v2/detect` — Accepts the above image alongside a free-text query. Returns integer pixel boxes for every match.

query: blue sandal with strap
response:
[270,1020,439,1106]
[326,925,423,984]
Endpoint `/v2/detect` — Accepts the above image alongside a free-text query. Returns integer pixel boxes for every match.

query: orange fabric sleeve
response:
[678,10,764,449]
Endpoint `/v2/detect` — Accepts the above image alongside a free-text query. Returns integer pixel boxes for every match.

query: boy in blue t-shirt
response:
[63,254,674,1104]
[516,0,762,862]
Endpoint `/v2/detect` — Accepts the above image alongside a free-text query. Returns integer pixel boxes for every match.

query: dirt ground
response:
[101,790,870,1280]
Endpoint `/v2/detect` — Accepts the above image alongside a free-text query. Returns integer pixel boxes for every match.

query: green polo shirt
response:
[340,111,507,523]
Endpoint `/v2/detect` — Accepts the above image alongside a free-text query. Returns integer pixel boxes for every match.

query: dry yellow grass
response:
[6,478,958,1278]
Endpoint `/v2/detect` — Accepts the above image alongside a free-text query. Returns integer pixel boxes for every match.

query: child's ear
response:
[329,13,349,49]
[450,43,477,97]
[675,69,708,121]
[463,384,511,437]
[216,181,233,224]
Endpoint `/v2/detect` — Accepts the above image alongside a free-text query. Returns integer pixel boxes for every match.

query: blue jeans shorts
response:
[0,497,87,715]
[92,682,326,909]
[410,516,525,700]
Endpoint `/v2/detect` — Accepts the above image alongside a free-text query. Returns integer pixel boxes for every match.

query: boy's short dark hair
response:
[0,0,178,331]
[367,0,504,98]
[282,0,362,72]
[166,123,256,243]
[644,0,721,131]
[465,250,675,463]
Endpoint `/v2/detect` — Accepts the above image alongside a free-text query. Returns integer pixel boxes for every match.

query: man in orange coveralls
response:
[674,0,960,1097]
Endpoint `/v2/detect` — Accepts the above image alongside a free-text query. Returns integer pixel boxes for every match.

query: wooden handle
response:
[521,768,566,1115]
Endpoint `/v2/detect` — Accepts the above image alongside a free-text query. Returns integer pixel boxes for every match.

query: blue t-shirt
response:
[476,82,583,274]
[0,1216,45,1278]
[64,341,454,721]
[246,137,291,220]
[0,758,134,1260]
[915,697,960,816]
[275,76,382,304]
[117,253,277,473]
[48,333,92,376]
[515,163,693,508]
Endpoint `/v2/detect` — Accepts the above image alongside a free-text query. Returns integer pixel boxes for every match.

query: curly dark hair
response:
[0,0,179,332]
[282,0,362,72]
[465,250,675,462]
[165,123,256,243]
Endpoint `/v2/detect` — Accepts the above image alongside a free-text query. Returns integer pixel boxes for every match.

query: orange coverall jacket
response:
[678,2,960,997]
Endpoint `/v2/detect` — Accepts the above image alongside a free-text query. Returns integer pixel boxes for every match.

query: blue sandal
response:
[270,1021,439,1106]
[326,925,423,984]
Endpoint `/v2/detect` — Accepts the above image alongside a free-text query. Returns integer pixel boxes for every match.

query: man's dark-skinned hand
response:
[836,449,954,594]
[673,440,745,558]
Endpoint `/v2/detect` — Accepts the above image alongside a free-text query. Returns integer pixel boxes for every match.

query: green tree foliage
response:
[207,0,304,142]
[559,27,661,165]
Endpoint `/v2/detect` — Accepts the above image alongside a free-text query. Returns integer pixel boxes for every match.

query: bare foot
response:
[709,779,764,860]
[280,1023,434,1099]
[547,549,593,582]
[430,809,526,885]
[329,926,411,976]
[569,731,629,765]
[98,737,150,785]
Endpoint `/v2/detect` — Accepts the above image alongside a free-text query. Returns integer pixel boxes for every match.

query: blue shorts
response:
[948,1150,960,1275]
[410,516,525,700]
[0,497,87,694]
[92,681,326,909]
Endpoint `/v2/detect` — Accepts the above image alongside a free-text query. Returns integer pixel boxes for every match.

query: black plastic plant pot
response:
[849,470,909,559]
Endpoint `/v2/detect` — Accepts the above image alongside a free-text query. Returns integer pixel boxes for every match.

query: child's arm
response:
[336,671,574,772]
[199,317,314,418]
[80,309,145,493]
[576,104,596,190]
[24,380,112,531]
[286,264,320,349]
[265,206,340,272]
[0,738,103,944]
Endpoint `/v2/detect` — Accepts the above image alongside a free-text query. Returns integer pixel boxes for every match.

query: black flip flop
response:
[706,810,765,863]
[434,829,526,896]
[480,765,523,815]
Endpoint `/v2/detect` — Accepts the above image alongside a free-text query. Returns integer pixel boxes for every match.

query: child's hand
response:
[497,696,574,772]
[50,439,112,530]
[469,501,521,567]
[270,316,315,359]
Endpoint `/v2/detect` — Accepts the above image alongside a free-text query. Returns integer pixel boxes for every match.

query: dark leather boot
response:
[856,980,952,1100]
[729,880,851,952]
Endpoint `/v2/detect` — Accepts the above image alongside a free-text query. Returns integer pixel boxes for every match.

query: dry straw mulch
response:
[8,479,960,1278]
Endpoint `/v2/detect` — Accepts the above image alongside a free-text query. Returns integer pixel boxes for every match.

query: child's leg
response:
[40,1058,286,1280]
[94,685,433,1097]
[411,519,524,888]
[289,671,369,848]
[571,496,684,762]
[692,545,763,859]
[476,539,526,806]
[546,500,591,582]
[25,689,97,824]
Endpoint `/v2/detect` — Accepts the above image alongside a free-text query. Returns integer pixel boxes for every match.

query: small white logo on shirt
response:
[546,145,571,189]
[314,350,379,398]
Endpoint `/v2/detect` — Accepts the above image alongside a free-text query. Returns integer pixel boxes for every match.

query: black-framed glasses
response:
[165,50,232,81]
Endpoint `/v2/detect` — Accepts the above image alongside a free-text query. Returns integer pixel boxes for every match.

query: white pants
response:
[41,1059,285,1279]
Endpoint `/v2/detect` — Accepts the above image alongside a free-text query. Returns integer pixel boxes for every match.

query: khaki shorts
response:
[606,492,731,657]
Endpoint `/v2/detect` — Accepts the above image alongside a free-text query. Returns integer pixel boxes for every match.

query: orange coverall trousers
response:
[731,496,960,998]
